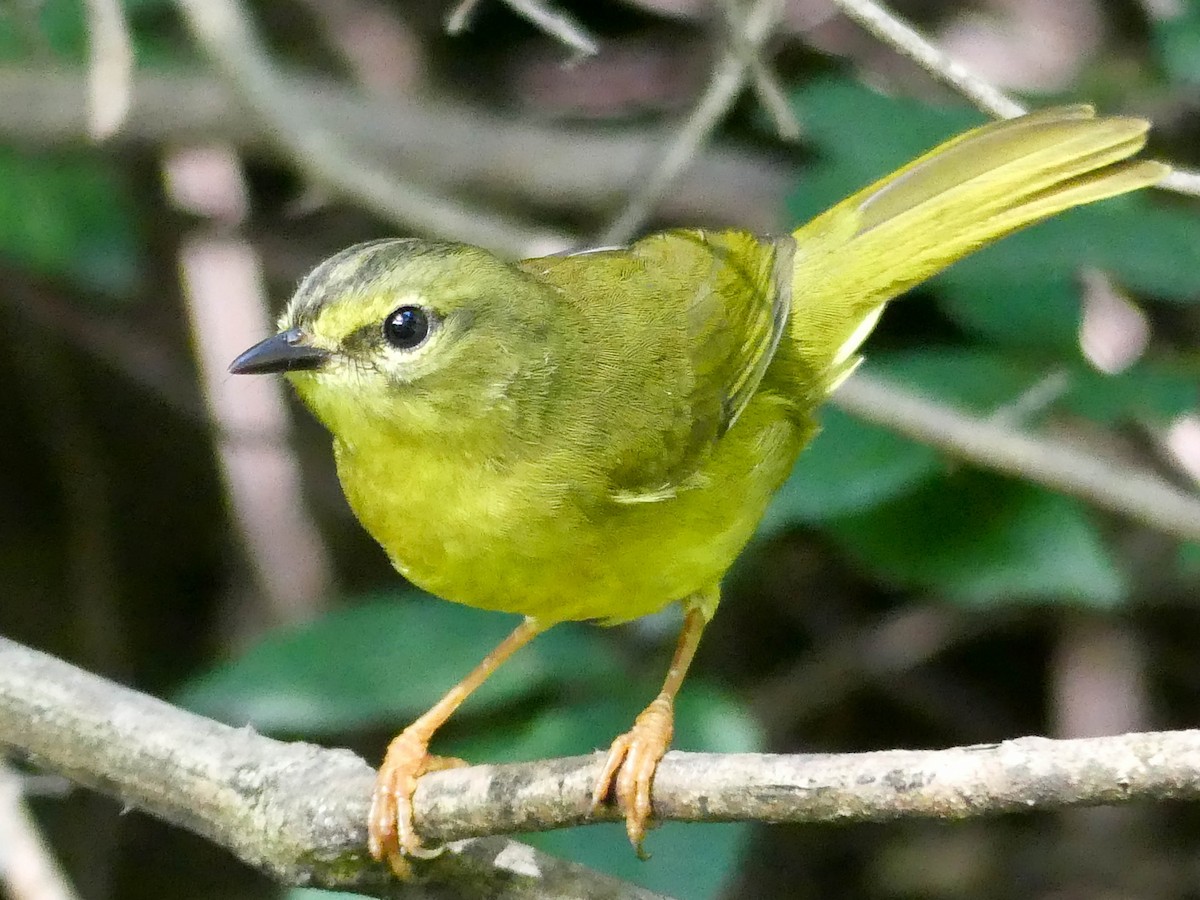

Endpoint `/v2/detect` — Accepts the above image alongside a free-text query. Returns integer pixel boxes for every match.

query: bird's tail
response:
[788,105,1169,390]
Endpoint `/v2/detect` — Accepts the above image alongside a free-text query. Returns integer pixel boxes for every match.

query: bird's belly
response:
[335,404,811,624]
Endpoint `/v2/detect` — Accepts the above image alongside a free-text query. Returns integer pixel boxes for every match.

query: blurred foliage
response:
[0,0,180,294]
[1,1,1198,900]
[0,149,143,294]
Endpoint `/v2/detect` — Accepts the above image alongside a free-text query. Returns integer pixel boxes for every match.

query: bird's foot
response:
[590,695,674,856]
[367,728,467,878]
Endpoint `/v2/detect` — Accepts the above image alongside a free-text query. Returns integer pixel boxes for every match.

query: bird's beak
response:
[229,327,331,375]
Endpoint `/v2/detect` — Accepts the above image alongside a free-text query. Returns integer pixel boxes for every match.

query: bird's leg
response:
[591,605,708,854]
[368,616,544,878]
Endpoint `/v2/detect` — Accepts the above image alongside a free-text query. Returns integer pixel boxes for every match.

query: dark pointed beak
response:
[229,327,331,375]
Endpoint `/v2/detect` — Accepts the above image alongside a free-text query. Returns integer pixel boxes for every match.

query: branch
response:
[446,0,598,57]
[0,67,788,233]
[6,636,1200,897]
[715,0,800,140]
[827,0,1024,118]
[0,637,668,900]
[835,372,1200,543]
[596,0,789,245]
[826,0,1200,201]
[502,0,598,57]
[173,0,571,257]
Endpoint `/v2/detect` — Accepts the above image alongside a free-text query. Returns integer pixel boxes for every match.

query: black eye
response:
[383,305,432,350]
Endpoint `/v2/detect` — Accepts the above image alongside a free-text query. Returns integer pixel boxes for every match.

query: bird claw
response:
[590,696,674,854]
[367,728,466,878]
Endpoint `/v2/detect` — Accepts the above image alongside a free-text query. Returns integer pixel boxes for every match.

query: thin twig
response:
[173,0,571,257]
[445,0,485,33]
[447,0,598,56]
[715,0,800,140]
[596,0,788,245]
[1159,167,1200,199]
[0,764,80,900]
[834,372,1200,543]
[826,0,1026,118]
[5,635,1200,892]
[502,0,598,57]
[82,0,133,139]
[826,0,1200,200]
[987,370,1073,426]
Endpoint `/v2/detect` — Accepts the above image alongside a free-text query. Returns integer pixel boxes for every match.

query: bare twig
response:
[82,0,133,139]
[174,0,571,257]
[5,634,1200,896]
[987,370,1073,426]
[1159,167,1200,199]
[597,0,789,245]
[834,372,1200,543]
[0,764,80,900]
[715,0,800,140]
[445,0,485,33]
[827,0,1025,117]
[505,0,598,56]
[447,0,597,56]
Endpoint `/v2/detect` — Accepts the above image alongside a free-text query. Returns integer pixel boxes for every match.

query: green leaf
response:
[869,348,1046,409]
[1063,359,1200,425]
[528,821,750,900]
[761,406,942,529]
[787,78,983,223]
[761,348,1053,531]
[1154,5,1200,85]
[0,149,142,295]
[1179,543,1200,578]
[175,593,618,734]
[0,0,87,59]
[938,270,1081,351]
[0,0,181,62]
[940,200,1200,348]
[827,471,1128,608]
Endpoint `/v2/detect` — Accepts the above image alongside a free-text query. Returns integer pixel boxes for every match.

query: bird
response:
[229,105,1167,877]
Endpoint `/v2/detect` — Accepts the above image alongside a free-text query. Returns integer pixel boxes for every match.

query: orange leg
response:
[368,616,544,877]
[590,606,708,854]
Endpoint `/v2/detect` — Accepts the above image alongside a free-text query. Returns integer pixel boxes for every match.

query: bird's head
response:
[230,239,560,443]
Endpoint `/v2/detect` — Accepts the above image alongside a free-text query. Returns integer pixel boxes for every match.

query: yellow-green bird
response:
[230,106,1167,876]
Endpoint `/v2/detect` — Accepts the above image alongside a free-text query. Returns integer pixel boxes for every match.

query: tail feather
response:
[789,107,1169,390]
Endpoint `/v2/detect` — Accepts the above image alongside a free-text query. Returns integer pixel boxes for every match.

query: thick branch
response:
[5,636,1200,897]
[0,637,666,900]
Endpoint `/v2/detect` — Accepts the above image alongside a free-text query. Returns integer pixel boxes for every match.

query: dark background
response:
[2,0,1200,898]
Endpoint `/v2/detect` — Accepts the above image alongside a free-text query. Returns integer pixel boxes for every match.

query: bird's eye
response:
[383,305,432,350]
